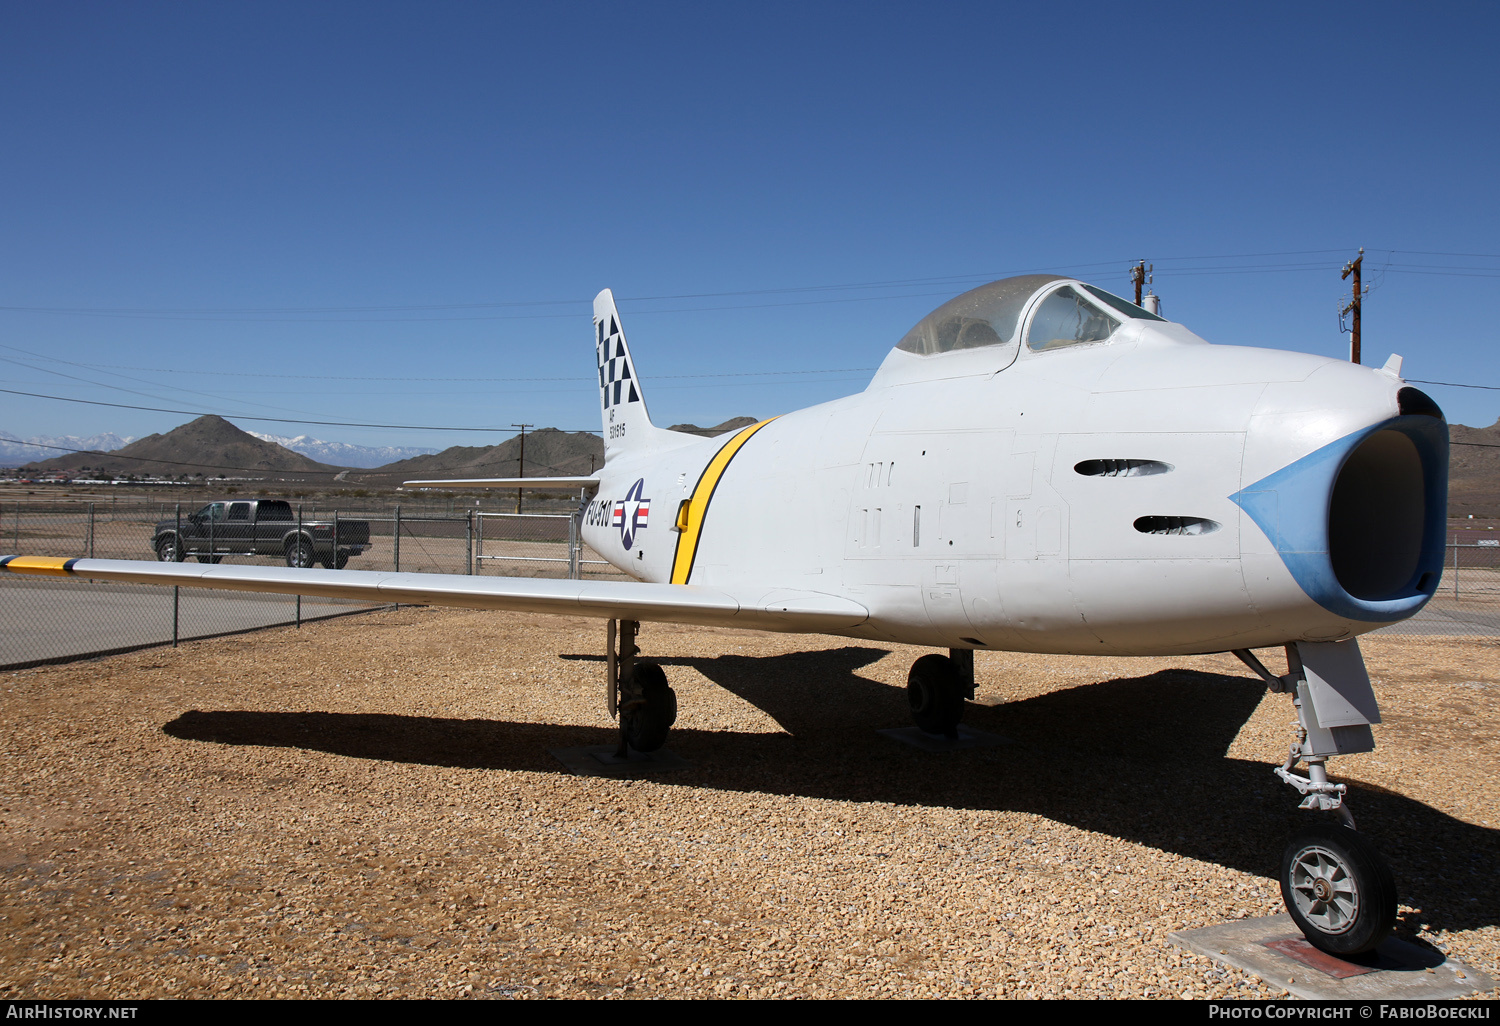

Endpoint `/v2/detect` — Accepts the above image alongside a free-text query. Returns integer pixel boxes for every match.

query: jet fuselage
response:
[583,315,1446,656]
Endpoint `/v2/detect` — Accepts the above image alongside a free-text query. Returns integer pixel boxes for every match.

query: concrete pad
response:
[1171,914,1495,999]
[549,744,691,777]
[876,724,1014,752]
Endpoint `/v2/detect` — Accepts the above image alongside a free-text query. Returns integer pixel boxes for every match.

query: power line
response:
[0,343,876,383]
[0,388,601,434]
[0,435,590,476]
[1410,379,1500,391]
[0,348,325,421]
[4,250,1498,325]
[0,249,1354,315]
[0,250,1403,324]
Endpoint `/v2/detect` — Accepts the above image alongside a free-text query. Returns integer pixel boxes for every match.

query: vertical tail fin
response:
[595,289,661,461]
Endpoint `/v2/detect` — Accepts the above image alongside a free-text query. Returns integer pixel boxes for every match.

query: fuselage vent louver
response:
[1134,516,1220,536]
[1075,459,1173,478]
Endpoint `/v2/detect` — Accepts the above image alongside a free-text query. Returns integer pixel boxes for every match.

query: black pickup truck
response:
[152,500,370,569]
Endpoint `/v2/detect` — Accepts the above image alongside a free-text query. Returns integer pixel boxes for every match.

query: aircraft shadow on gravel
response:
[163,643,1498,937]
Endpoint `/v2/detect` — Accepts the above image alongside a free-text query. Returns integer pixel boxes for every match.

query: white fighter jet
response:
[2,274,1448,956]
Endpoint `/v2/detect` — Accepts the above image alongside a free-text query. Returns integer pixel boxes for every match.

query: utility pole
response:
[1341,248,1365,364]
[1130,260,1152,306]
[511,423,532,513]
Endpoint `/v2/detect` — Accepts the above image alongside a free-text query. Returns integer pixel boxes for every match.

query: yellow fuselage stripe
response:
[1,556,78,577]
[670,418,776,585]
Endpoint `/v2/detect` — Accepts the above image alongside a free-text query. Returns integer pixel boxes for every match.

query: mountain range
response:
[13,415,757,484]
[1449,419,1500,518]
[346,418,755,486]
[19,416,341,479]
[246,432,440,468]
[0,431,136,468]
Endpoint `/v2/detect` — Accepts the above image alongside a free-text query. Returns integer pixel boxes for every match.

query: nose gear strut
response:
[1233,641,1395,956]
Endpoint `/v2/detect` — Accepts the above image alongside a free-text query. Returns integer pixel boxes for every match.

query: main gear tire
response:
[908,654,965,739]
[621,662,677,753]
[1280,822,1397,956]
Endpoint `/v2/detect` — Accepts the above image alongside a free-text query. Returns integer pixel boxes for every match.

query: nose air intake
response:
[1329,429,1428,600]
[1232,414,1448,622]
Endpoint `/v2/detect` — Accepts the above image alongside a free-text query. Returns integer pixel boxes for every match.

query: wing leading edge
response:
[0,557,867,633]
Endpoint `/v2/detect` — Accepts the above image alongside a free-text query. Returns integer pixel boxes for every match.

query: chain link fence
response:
[1374,540,1500,637]
[1,497,621,670]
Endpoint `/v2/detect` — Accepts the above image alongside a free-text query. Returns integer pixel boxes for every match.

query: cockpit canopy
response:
[895,274,1165,357]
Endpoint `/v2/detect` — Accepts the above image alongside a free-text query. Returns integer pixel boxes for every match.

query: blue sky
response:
[3,1,1499,453]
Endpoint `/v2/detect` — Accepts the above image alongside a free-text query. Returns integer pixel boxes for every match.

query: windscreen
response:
[1082,284,1167,322]
[1025,286,1121,351]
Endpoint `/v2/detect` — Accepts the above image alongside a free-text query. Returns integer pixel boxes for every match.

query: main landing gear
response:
[1234,643,1397,957]
[605,619,677,756]
[906,649,976,739]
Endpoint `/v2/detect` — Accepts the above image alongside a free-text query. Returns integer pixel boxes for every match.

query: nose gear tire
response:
[1280,822,1396,956]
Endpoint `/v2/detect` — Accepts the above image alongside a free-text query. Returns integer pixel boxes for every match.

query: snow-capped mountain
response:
[0,432,135,467]
[247,432,440,468]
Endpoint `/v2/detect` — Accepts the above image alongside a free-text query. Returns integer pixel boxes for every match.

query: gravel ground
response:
[1,607,1496,1000]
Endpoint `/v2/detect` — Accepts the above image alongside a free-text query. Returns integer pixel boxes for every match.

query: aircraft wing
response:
[0,556,867,633]
[402,476,598,491]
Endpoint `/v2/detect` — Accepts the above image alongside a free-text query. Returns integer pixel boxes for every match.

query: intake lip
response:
[1231,414,1448,622]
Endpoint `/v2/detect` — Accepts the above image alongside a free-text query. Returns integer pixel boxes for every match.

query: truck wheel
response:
[156,535,184,562]
[285,537,315,568]
[334,551,350,570]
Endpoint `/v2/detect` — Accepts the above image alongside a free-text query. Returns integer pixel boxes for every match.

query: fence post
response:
[173,502,181,648]
[466,509,474,574]
[12,501,18,552]
[1454,539,1460,599]
[394,503,401,573]
[87,502,95,558]
[569,507,580,579]
[296,503,303,628]
[333,509,339,570]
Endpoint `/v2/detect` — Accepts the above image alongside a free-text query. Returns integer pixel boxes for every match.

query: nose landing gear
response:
[1235,642,1397,957]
